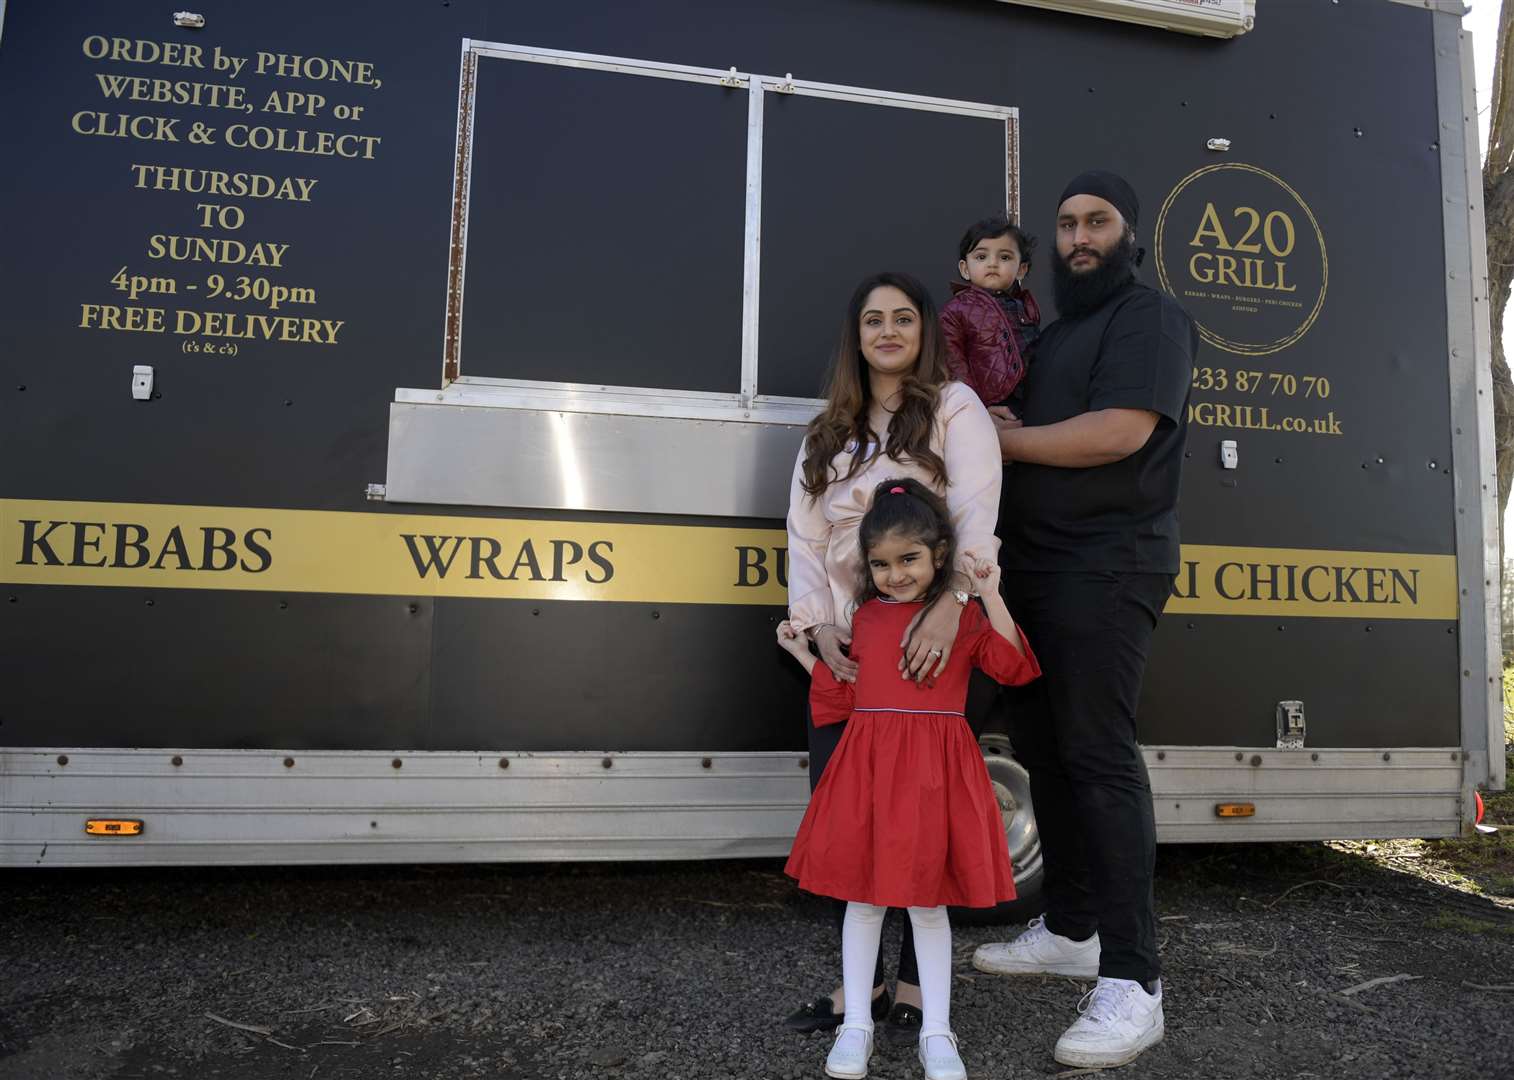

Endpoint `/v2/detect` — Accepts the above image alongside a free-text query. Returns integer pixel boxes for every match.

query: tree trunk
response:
[1484,168,1514,568]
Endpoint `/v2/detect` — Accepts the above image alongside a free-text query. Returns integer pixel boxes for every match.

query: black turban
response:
[1058,170,1140,230]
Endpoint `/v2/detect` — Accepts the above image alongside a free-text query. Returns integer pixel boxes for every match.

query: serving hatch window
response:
[429,40,1019,424]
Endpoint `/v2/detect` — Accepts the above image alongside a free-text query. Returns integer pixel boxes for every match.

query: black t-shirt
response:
[999,281,1195,573]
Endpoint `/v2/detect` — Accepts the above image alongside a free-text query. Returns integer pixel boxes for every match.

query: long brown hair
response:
[800,271,949,497]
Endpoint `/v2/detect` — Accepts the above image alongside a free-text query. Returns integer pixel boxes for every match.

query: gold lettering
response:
[1189,202,1231,249]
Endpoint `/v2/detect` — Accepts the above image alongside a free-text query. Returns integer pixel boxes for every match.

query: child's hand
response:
[959,549,1000,593]
[776,620,808,657]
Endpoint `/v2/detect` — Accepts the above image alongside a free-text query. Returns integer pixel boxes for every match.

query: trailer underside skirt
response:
[0,746,1468,866]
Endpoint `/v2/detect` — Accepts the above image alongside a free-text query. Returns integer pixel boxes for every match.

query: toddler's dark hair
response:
[957,214,1037,268]
[855,478,957,608]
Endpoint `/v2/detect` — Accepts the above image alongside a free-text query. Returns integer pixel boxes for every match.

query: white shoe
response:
[971,916,1100,977]
[1053,977,1164,1068]
[917,1030,967,1080]
[825,1024,873,1080]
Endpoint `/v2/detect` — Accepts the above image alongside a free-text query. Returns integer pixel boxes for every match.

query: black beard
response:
[1051,232,1139,318]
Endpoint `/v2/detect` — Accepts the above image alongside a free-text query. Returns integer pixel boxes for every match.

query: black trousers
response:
[1000,570,1169,983]
[807,710,919,988]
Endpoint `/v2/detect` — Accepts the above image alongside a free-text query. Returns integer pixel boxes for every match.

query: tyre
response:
[949,734,1045,926]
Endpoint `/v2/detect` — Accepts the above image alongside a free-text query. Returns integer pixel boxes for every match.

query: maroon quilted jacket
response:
[940,282,1042,407]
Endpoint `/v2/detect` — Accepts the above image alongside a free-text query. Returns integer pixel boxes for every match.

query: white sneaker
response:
[971,916,1100,978]
[825,1024,873,1080]
[1053,977,1164,1068]
[917,1030,967,1080]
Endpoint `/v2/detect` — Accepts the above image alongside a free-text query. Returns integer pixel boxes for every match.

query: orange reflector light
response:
[85,819,143,836]
[1214,803,1256,818]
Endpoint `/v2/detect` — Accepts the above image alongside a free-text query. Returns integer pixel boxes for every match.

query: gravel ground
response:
[2,843,1512,1080]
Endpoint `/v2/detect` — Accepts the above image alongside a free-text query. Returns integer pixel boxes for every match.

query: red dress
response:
[784,598,1041,908]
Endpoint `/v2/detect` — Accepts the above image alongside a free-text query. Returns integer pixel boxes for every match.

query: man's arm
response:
[993,407,1159,468]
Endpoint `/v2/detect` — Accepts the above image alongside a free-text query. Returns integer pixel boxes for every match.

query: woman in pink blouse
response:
[783,271,1002,1042]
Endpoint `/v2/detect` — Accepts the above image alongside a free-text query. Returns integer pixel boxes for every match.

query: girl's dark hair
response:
[958,214,1037,267]
[855,477,957,608]
[799,272,949,498]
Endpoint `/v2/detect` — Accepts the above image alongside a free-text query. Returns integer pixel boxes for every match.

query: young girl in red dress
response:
[777,478,1041,1080]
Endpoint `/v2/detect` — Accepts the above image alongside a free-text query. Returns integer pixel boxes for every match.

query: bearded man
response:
[974,170,1196,1069]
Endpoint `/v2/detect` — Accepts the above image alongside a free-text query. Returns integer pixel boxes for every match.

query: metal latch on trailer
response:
[1276,700,1305,749]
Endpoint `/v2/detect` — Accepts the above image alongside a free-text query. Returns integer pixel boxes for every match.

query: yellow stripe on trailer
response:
[0,499,1456,619]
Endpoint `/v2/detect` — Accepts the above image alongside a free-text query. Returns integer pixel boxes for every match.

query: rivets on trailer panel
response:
[1234,752,1244,762]
[1451,752,1460,761]
[16,385,24,391]
[531,608,540,616]
[1311,753,1320,762]
[601,757,613,769]
[145,598,155,607]
[7,596,15,603]
[1464,669,1471,676]
[499,757,510,769]
[171,755,183,766]
[1428,461,1439,470]
[1365,625,1373,633]
[1382,752,1392,762]
[1186,622,1195,630]
[1276,624,1285,631]
[371,820,378,829]
[1156,751,1166,761]
[391,758,402,769]
[278,601,288,610]
[1250,755,1262,767]
[56,755,68,766]
[799,758,809,770]
[651,611,661,620]
[701,757,713,769]
[283,399,293,407]
[407,603,420,614]
[283,757,294,768]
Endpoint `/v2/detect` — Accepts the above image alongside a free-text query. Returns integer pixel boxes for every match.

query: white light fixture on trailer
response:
[996,0,1255,38]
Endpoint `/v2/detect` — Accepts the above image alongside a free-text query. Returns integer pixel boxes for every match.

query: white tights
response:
[840,902,952,1042]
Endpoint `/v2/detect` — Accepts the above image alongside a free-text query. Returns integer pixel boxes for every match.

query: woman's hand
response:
[811,624,858,682]
[959,548,1000,595]
[899,594,964,683]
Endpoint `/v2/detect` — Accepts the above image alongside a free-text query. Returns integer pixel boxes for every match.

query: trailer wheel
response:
[950,734,1046,926]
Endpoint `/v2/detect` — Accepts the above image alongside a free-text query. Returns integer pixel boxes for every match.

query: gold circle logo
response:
[1155,163,1327,356]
